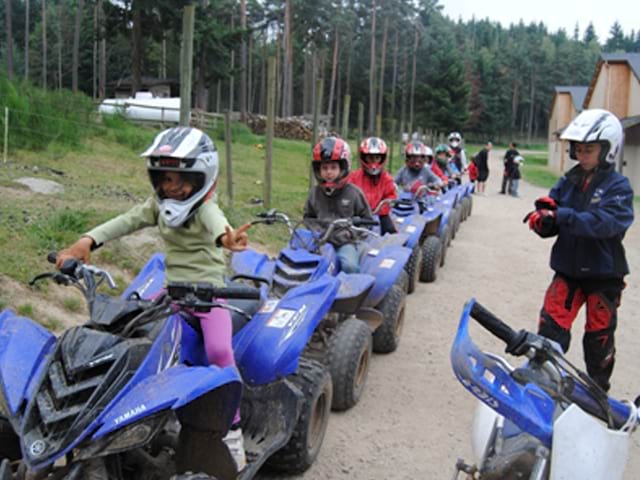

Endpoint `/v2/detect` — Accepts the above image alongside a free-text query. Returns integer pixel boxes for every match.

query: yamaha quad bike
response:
[372,190,439,291]
[0,253,334,479]
[390,185,450,277]
[451,300,640,480]
[232,212,411,410]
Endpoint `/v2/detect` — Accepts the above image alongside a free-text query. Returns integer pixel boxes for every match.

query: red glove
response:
[534,196,557,211]
[523,209,557,237]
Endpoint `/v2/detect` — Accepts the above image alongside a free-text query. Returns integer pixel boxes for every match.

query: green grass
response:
[521,153,560,189]
[62,297,83,313]
[17,304,34,317]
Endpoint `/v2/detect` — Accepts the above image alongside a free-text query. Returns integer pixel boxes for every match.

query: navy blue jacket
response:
[549,164,634,279]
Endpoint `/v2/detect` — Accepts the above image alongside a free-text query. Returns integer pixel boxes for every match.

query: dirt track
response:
[270,150,640,479]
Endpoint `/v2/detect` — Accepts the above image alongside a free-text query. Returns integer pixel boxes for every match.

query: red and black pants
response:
[538,273,625,392]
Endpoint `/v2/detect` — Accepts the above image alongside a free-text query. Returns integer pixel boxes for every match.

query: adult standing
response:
[524,109,634,392]
[474,141,492,194]
[500,142,519,194]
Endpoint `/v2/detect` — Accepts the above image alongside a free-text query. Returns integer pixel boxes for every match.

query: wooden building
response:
[548,53,640,192]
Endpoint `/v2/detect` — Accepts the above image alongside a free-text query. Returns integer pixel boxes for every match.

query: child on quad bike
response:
[434,143,458,183]
[395,141,444,196]
[56,127,251,476]
[524,109,634,392]
[348,136,398,235]
[304,136,373,274]
[448,131,468,173]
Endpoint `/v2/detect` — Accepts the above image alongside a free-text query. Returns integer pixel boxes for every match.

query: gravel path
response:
[262,150,640,479]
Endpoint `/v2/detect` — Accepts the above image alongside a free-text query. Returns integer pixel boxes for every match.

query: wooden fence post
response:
[3,108,8,163]
[389,118,396,172]
[310,77,324,189]
[179,4,195,126]
[264,56,276,208]
[224,110,233,206]
[341,94,351,140]
[357,102,364,143]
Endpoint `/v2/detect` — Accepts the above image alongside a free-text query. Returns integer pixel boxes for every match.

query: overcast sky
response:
[440,0,638,43]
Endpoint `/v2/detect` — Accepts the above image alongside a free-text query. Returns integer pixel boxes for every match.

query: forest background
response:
[2,0,639,145]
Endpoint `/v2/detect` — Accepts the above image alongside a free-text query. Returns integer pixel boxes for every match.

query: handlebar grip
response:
[352,217,379,227]
[211,286,261,300]
[47,252,58,264]
[470,302,518,347]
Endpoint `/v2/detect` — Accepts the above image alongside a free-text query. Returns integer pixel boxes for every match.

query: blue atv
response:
[0,254,334,479]
[232,212,411,410]
[388,185,449,281]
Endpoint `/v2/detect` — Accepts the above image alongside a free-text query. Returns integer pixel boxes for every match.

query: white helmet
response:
[560,109,623,165]
[448,132,462,148]
[142,127,219,227]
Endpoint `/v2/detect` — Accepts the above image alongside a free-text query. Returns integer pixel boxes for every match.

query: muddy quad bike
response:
[232,212,411,411]
[0,253,334,479]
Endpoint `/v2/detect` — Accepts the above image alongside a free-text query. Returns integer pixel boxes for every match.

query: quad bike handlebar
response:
[469,301,638,431]
[32,253,261,336]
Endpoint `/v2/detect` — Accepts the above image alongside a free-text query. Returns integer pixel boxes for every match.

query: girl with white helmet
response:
[56,127,251,474]
[524,108,634,392]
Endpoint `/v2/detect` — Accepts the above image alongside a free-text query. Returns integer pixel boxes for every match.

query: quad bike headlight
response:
[75,411,170,460]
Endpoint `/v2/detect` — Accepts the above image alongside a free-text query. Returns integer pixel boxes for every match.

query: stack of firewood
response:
[245,113,313,141]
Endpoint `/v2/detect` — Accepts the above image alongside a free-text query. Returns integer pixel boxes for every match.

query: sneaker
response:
[223,427,247,472]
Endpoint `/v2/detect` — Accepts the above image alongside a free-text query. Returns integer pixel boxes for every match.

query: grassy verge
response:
[521,153,560,189]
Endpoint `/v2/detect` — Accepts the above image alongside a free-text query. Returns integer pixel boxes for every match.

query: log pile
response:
[246,113,314,141]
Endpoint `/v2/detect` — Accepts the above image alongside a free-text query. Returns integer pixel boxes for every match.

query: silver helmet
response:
[141,127,219,227]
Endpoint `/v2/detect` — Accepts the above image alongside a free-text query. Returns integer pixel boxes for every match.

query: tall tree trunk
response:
[327,29,339,126]
[4,0,14,79]
[389,28,399,122]
[367,0,377,133]
[99,0,106,99]
[239,0,247,120]
[376,17,389,130]
[72,0,84,92]
[260,34,266,114]
[303,51,310,114]
[527,72,535,144]
[42,0,47,88]
[57,0,63,89]
[281,0,293,116]
[248,35,253,113]
[399,41,408,137]
[408,25,419,134]
[335,59,342,133]
[93,2,97,98]
[228,13,235,112]
[131,1,142,96]
[24,0,29,80]
[161,31,167,79]
[510,80,519,134]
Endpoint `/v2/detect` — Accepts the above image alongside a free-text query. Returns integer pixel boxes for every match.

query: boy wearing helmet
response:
[56,127,251,474]
[348,136,398,234]
[434,143,457,181]
[525,109,634,392]
[395,141,444,195]
[448,131,468,172]
[305,136,373,273]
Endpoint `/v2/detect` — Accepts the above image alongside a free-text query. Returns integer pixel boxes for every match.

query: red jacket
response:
[428,161,449,184]
[468,162,478,181]
[348,169,397,216]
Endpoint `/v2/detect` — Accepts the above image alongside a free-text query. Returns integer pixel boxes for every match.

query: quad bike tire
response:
[450,207,461,239]
[460,197,469,221]
[404,244,422,294]
[372,284,407,354]
[0,416,20,462]
[439,225,450,267]
[327,318,373,411]
[266,358,332,474]
[419,236,442,283]
[467,195,473,217]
